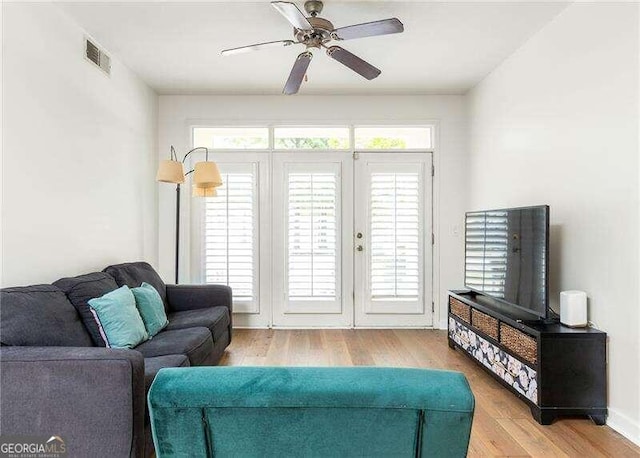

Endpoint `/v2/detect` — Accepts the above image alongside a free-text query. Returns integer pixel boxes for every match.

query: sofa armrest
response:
[0,346,145,458]
[165,284,232,314]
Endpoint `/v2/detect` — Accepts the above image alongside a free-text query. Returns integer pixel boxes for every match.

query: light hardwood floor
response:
[219,329,640,457]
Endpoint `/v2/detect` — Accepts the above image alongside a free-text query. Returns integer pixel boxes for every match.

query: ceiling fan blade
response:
[271,1,312,30]
[326,46,381,80]
[221,40,296,56]
[332,18,404,41]
[283,51,313,95]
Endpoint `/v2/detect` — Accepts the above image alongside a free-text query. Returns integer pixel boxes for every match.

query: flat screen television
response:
[464,205,549,319]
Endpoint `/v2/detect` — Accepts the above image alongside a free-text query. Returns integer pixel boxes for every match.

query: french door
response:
[272,153,354,327]
[354,153,433,327]
[271,152,432,327]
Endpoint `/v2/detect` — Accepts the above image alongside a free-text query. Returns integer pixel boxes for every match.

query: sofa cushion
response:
[166,307,230,342]
[53,272,119,347]
[104,262,167,309]
[135,328,213,366]
[0,285,93,347]
[144,355,190,392]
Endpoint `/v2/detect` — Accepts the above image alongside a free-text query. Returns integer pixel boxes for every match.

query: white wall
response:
[2,3,158,286]
[468,2,639,444]
[158,95,468,328]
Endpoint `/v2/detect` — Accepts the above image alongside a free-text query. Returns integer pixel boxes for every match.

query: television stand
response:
[447,290,607,425]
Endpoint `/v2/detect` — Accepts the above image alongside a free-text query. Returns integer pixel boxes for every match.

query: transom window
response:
[274,127,350,150]
[192,126,432,151]
[193,127,269,149]
[355,127,432,149]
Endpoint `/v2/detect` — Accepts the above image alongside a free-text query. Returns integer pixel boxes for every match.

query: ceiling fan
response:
[221,1,404,95]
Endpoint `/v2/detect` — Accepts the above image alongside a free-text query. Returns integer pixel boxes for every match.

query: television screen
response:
[464,205,549,318]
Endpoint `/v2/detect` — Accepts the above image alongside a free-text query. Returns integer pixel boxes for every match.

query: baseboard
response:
[438,318,448,330]
[233,326,270,329]
[607,407,640,446]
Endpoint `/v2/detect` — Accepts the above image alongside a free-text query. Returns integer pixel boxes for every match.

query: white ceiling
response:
[58,1,568,95]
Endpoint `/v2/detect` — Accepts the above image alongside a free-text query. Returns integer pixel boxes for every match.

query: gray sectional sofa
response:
[0,261,232,457]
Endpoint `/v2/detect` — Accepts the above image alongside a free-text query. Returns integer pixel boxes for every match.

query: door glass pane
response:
[370,173,420,300]
[274,127,349,149]
[355,127,432,149]
[193,127,269,149]
[203,168,257,302]
[287,172,338,300]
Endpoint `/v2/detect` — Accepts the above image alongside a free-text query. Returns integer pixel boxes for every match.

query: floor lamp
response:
[156,146,222,284]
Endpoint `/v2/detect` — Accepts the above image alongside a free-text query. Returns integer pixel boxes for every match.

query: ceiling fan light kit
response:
[221,1,404,95]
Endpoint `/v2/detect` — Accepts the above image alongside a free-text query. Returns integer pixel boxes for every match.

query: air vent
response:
[85,38,111,75]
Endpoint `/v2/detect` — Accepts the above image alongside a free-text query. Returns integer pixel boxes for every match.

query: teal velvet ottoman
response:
[148,367,474,457]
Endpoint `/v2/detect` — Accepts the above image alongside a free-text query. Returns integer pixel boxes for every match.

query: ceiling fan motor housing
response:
[295,16,334,48]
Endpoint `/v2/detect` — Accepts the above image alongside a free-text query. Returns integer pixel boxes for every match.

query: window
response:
[287,171,338,300]
[274,127,349,150]
[369,172,421,300]
[193,127,269,149]
[355,127,432,150]
[203,165,257,304]
[193,125,433,151]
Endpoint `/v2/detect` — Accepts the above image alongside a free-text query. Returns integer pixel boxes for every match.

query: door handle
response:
[356,245,363,252]
[356,232,363,239]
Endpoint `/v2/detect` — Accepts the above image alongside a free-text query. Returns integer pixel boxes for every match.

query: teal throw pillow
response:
[88,285,148,349]
[131,282,168,337]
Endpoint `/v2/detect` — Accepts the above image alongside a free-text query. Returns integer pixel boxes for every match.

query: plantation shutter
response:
[287,168,339,302]
[272,154,349,325]
[369,172,421,300]
[204,166,257,304]
[464,211,508,298]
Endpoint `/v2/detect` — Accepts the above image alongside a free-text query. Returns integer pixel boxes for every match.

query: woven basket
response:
[449,298,471,323]
[472,309,499,340]
[500,323,537,365]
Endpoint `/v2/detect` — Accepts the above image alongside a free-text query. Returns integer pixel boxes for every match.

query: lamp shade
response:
[156,160,185,184]
[193,161,223,188]
[192,185,218,197]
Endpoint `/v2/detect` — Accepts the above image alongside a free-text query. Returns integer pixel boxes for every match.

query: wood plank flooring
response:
[219,329,640,457]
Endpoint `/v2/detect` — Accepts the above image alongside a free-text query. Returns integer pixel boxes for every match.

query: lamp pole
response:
[175,183,181,284]
[171,146,209,284]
